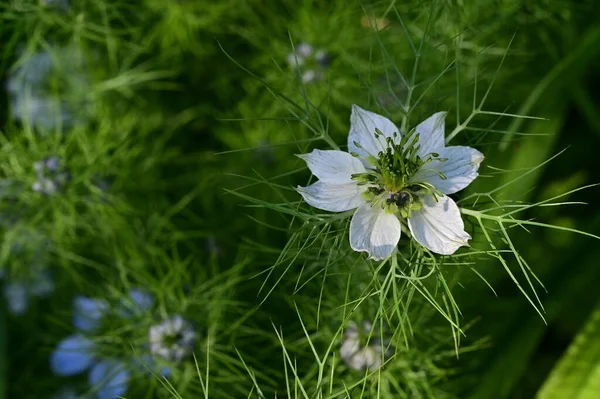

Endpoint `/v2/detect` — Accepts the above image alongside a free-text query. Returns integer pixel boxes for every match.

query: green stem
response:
[445,109,478,143]
[320,134,340,151]
[460,207,600,240]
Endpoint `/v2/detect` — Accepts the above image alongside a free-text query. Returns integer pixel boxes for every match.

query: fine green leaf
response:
[536,303,600,399]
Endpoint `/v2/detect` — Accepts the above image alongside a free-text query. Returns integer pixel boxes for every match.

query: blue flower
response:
[117,288,153,319]
[51,334,97,376]
[89,359,130,399]
[50,290,154,399]
[0,268,54,315]
[6,45,89,132]
[72,296,108,332]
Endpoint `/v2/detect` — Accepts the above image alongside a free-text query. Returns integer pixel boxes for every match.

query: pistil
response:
[351,127,450,217]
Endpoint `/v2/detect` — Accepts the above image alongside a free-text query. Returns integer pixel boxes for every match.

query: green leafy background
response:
[1,0,600,398]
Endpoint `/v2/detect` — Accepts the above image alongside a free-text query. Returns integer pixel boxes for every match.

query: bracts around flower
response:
[297,105,484,260]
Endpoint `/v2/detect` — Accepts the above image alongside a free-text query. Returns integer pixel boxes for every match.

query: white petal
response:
[414,112,446,157]
[149,326,162,344]
[297,181,366,212]
[408,195,471,255]
[298,149,365,184]
[411,146,484,194]
[287,52,304,67]
[343,321,359,338]
[340,336,360,362]
[340,338,362,370]
[348,105,401,163]
[349,204,401,260]
[172,315,184,331]
[363,346,383,371]
[296,42,313,58]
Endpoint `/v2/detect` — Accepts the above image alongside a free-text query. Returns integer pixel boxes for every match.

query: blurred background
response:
[1,0,600,398]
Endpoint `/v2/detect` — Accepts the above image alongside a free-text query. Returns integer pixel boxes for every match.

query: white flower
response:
[149,315,197,363]
[286,42,329,84]
[295,42,314,58]
[301,70,322,84]
[297,105,484,259]
[340,321,390,371]
[32,156,70,195]
[287,42,313,68]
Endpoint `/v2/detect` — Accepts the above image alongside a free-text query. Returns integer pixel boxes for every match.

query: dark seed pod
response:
[391,191,410,207]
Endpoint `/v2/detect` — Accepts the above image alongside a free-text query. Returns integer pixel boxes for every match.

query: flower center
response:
[351,128,448,218]
[164,331,184,347]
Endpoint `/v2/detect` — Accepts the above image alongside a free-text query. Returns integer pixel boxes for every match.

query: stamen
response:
[402,134,420,160]
[353,140,364,149]
[352,172,382,185]
[350,140,380,168]
[409,145,421,163]
[351,123,451,217]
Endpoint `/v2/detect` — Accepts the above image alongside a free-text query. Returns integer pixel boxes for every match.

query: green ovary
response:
[352,129,446,218]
